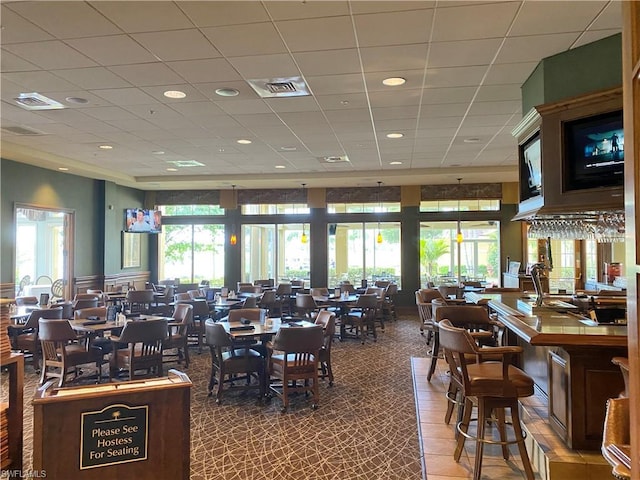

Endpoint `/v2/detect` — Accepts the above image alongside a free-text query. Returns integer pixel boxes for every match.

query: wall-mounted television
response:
[124,208,162,233]
[519,131,542,201]
[563,109,624,191]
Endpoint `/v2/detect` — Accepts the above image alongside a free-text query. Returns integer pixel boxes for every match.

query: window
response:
[584,239,598,283]
[420,199,499,212]
[327,222,401,287]
[241,204,309,215]
[158,224,225,284]
[158,205,224,216]
[419,221,499,286]
[327,202,400,214]
[241,223,310,282]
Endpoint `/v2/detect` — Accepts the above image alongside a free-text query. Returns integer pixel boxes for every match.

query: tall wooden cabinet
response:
[621,3,639,479]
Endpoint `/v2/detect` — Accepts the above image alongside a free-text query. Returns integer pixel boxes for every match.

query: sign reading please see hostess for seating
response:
[80,403,148,469]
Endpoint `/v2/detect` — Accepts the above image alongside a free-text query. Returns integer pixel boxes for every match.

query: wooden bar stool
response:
[438,319,535,480]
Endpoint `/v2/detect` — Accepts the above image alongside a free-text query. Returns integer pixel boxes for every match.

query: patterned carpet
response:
[2,315,426,480]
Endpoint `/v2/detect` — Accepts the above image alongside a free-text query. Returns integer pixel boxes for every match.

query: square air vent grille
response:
[318,155,350,164]
[247,76,311,98]
[166,160,205,168]
[14,92,65,110]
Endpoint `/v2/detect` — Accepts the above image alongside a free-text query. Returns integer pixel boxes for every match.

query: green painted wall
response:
[0,159,148,285]
[522,33,622,112]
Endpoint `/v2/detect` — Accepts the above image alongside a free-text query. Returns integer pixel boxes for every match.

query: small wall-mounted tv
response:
[519,132,542,201]
[124,208,161,233]
[563,109,624,191]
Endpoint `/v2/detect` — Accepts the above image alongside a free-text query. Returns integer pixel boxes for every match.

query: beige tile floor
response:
[411,356,613,480]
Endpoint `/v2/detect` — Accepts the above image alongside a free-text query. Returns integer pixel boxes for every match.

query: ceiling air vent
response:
[1,125,47,136]
[14,92,65,111]
[247,76,311,98]
[166,160,205,168]
[319,155,350,164]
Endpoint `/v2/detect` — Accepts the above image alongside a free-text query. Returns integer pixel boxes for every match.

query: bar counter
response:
[465,291,628,450]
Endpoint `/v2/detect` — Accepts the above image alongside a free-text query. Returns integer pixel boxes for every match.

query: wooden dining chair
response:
[7,306,63,371]
[314,310,336,386]
[109,318,168,381]
[267,324,324,412]
[163,303,193,368]
[39,318,103,387]
[205,319,265,404]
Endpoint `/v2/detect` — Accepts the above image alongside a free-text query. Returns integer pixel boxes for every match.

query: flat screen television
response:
[519,132,542,201]
[124,208,161,233]
[563,109,624,191]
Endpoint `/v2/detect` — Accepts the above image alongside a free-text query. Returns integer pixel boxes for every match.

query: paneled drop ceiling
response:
[0,1,622,190]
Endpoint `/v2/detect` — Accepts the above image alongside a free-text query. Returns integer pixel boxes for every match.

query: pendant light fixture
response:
[229,185,237,246]
[376,181,383,244]
[456,178,463,244]
[301,183,308,244]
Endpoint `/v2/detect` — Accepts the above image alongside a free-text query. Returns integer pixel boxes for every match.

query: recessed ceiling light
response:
[166,167,178,172]
[390,161,403,165]
[280,146,297,151]
[340,100,349,106]
[237,139,252,145]
[152,150,165,155]
[65,96,89,104]
[215,88,239,97]
[58,167,69,171]
[386,133,404,139]
[163,90,186,99]
[275,165,286,169]
[382,77,406,86]
[463,137,480,143]
[98,145,113,150]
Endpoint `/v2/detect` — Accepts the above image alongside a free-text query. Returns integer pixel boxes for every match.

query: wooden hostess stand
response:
[32,370,191,480]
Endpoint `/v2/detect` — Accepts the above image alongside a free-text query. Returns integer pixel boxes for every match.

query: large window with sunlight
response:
[158,224,225,285]
[419,221,499,287]
[241,224,310,283]
[327,222,401,287]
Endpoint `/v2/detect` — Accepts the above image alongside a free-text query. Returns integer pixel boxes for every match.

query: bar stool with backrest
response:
[314,310,336,386]
[434,305,505,422]
[109,318,168,381]
[416,288,446,340]
[205,319,265,404]
[267,324,324,412]
[39,318,104,387]
[7,306,63,371]
[438,319,535,480]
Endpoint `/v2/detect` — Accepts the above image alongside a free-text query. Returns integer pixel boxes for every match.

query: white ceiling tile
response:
[201,23,287,57]
[360,44,429,72]
[65,35,158,66]
[432,2,520,42]
[293,49,362,76]
[467,100,521,116]
[428,38,504,68]
[306,73,365,96]
[475,84,522,102]
[215,99,274,115]
[179,1,270,27]
[509,1,609,37]
[52,67,133,90]
[589,2,622,31]
[315,93,369,111]
[353,9,433,47]
[368,89,424,108]
[227,53,299,79]
[91,1,194,33]
[425,66,487,88]
[351,1,434,15]
[108,63,186,87]
[0,50,40,72]
[2,70,82,92]
[3,41,96,70]
[167,101,227,118]
[276,16,357,52]
[167,58,243,84]
[263,96,320,113]
[132,29,221,62]
[90,87,160,106]
[81,106,140,122]
[419,86,476,105]
[265,1,350,21]
[495,33,579,64]
[0,6,54,44]
[7,1,122,39]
